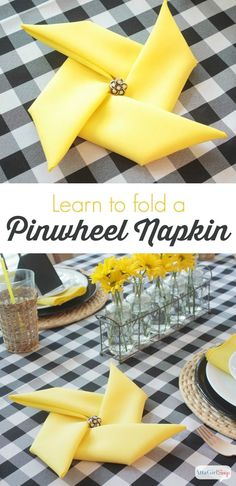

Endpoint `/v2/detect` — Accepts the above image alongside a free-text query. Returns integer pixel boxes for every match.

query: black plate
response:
[38,274,96,317]
[195,356,236,421]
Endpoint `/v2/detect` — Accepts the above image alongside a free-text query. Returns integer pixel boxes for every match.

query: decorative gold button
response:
[87,416,102,428]
[109,78,128,95]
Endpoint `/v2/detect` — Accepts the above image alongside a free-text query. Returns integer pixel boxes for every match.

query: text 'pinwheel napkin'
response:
[206,334,236,376]
[10,364,186,477]
[21,0,226,171]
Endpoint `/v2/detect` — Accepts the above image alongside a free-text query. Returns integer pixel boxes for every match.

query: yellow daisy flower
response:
[91,257,127,294]
[177,254,196,271]
[160,254,179,273]
[133,254,166,280]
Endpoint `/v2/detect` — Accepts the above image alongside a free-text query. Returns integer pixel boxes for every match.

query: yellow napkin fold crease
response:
[21,0,226,171]
[206,334,236,375]
[10,363,186,478]
[37,285,86,307]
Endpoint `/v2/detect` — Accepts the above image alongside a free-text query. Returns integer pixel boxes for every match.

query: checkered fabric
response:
[0,0,235,183]
[0,253,236,486]
[0,0,48,21]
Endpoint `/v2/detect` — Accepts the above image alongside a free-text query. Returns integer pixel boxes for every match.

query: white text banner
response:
[0,183,234,253]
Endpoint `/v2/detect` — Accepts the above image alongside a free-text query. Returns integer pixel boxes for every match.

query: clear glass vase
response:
[105,292,134,357]
[126,279,152,344]
[147,277,170,303]
[167,273,187,326]
[147,277,171,334]
[184,268,207,316]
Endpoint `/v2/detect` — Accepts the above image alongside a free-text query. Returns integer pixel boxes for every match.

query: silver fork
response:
[197,425,236,456]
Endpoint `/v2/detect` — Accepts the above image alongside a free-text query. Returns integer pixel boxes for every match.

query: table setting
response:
[0,253,236,485]
[0,254,108,341]
[0,0,235,183]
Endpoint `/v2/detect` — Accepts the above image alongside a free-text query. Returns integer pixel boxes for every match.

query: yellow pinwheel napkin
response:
[21,0,226,171]
[10,364,186,478]
[206,334,236,375]
[37,285,86,307]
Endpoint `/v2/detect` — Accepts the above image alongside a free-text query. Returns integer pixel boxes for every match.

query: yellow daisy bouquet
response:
[92,254,207,360]
[91,253,197,300]
[91,253,197,320]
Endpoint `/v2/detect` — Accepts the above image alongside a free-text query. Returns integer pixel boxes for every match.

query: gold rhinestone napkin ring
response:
[109,78,128,95]
[87,416,102,428]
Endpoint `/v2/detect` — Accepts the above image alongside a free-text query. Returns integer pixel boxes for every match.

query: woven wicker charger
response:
[39,287,107,330]
[179,351,236,440]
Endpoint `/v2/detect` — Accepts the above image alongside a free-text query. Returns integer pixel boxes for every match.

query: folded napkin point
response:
[99,362,147,424]
[75,423,187,465]
[206,334,236,375]
[9,388,103,419]
[202,127,227,141]
[9,394,16,402]
[30,413,89,478]
[210,129,227,140]
[136,423,187,462]
[221,131,228,139]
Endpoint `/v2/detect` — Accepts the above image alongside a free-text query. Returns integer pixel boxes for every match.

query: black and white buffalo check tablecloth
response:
[0,0,235,183]
[1,253,236,486]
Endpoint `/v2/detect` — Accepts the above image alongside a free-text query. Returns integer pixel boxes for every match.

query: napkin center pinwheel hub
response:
[109,78,128,96]
[87,415,102,428]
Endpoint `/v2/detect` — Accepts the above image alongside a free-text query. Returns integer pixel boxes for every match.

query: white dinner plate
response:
[206,362,236,407]
[37,267,88,309]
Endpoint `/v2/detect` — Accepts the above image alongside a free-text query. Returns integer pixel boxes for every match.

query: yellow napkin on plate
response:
[206,334,236,375]
[37,285,86,307]
[21,0,226,171]
[10,363,186,478]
